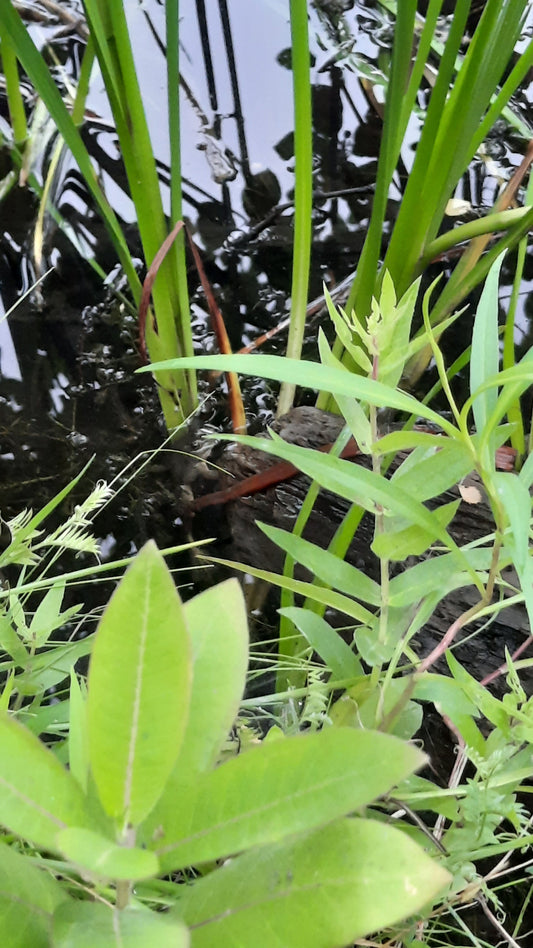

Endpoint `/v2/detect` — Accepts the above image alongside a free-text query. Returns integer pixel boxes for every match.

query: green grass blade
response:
[278,0,313,415]
[166,0,196,399]
[386,0,529,294]
[0,2,140,294]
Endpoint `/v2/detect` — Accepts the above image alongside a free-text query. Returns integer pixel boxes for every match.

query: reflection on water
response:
[1,0,533,543]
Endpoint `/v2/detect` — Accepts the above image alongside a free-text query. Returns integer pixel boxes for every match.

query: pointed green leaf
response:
[388,547,492,608]
[176,579,248,777]
[470,252,504,445]
[258,523,381,605]
[494,472,530,573]
[0,843,65,948]
[57,827,159,881]
[53,900,189,948]
[69,671,88,793]
[201,555,377,625]
[391,439,474,502]
[152,729,425,872]
[222,434,471,572]
[279,608,361,679]
[372,501,460,560]
[87,541,192,827]
[0,713,90,851]
[177,818,450,945]
[29,580,79,647]
[141,354,456,434]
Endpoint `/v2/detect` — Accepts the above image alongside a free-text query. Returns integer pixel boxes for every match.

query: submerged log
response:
[191,407,532,697]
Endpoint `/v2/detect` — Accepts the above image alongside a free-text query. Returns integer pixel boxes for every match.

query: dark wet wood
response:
[190,407,532,697]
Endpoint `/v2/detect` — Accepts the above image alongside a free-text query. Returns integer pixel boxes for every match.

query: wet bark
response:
[191,407,533,697]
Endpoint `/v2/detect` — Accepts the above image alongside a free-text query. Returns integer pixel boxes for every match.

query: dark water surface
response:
[1,1,533,586]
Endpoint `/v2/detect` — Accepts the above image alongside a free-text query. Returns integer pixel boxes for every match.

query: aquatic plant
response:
[146,254,533,943]
[344,0,533,346]
[0,0,194,430]
[0,541,449,945]
[2,1,532,431]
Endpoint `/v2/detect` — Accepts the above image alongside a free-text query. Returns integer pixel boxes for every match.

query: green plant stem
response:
[420,208,530,270]
[346,0,443,325]
[0,3,139,291]
[115,881,131,911]
[2,35,27,142]
[502,177,533,457]
[277,0,312,417]
[71,36,95,125]
[166,0,197,408]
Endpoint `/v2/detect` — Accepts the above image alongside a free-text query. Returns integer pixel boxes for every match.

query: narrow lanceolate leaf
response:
[177,579,248,776]
[177,818,451,946]
[258,523,381,606]
[0,843,65,948]
[56,827,159,881]
[227,434,470,568]
[53,900,189,948]
[470,252,504,458]
[141,354,456,434]
[279,607,362,680]
[152,729,425,872]
[0,713,90,852]
[87,541,192,828]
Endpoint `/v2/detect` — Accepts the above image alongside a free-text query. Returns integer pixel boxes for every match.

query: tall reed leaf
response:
[0,1,197,429]
[278,0,313,416]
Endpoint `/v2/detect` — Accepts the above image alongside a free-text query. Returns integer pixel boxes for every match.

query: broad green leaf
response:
[177,818,450,945]
[152,729,425,872]
[258,522,381,605]
[0,843,65,948]
[354,625,397,666]
[87,541,192,828]
[176,579,248,777]
[141,354,457,435]
[0,712,90,851]
[413,674,480,718]
[56,827,158,881]
[279,607,362,679]
[470,253,504,451]
[53,900,189,948]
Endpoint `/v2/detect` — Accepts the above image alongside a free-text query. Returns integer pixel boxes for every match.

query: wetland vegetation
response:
[1,1,533,945]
